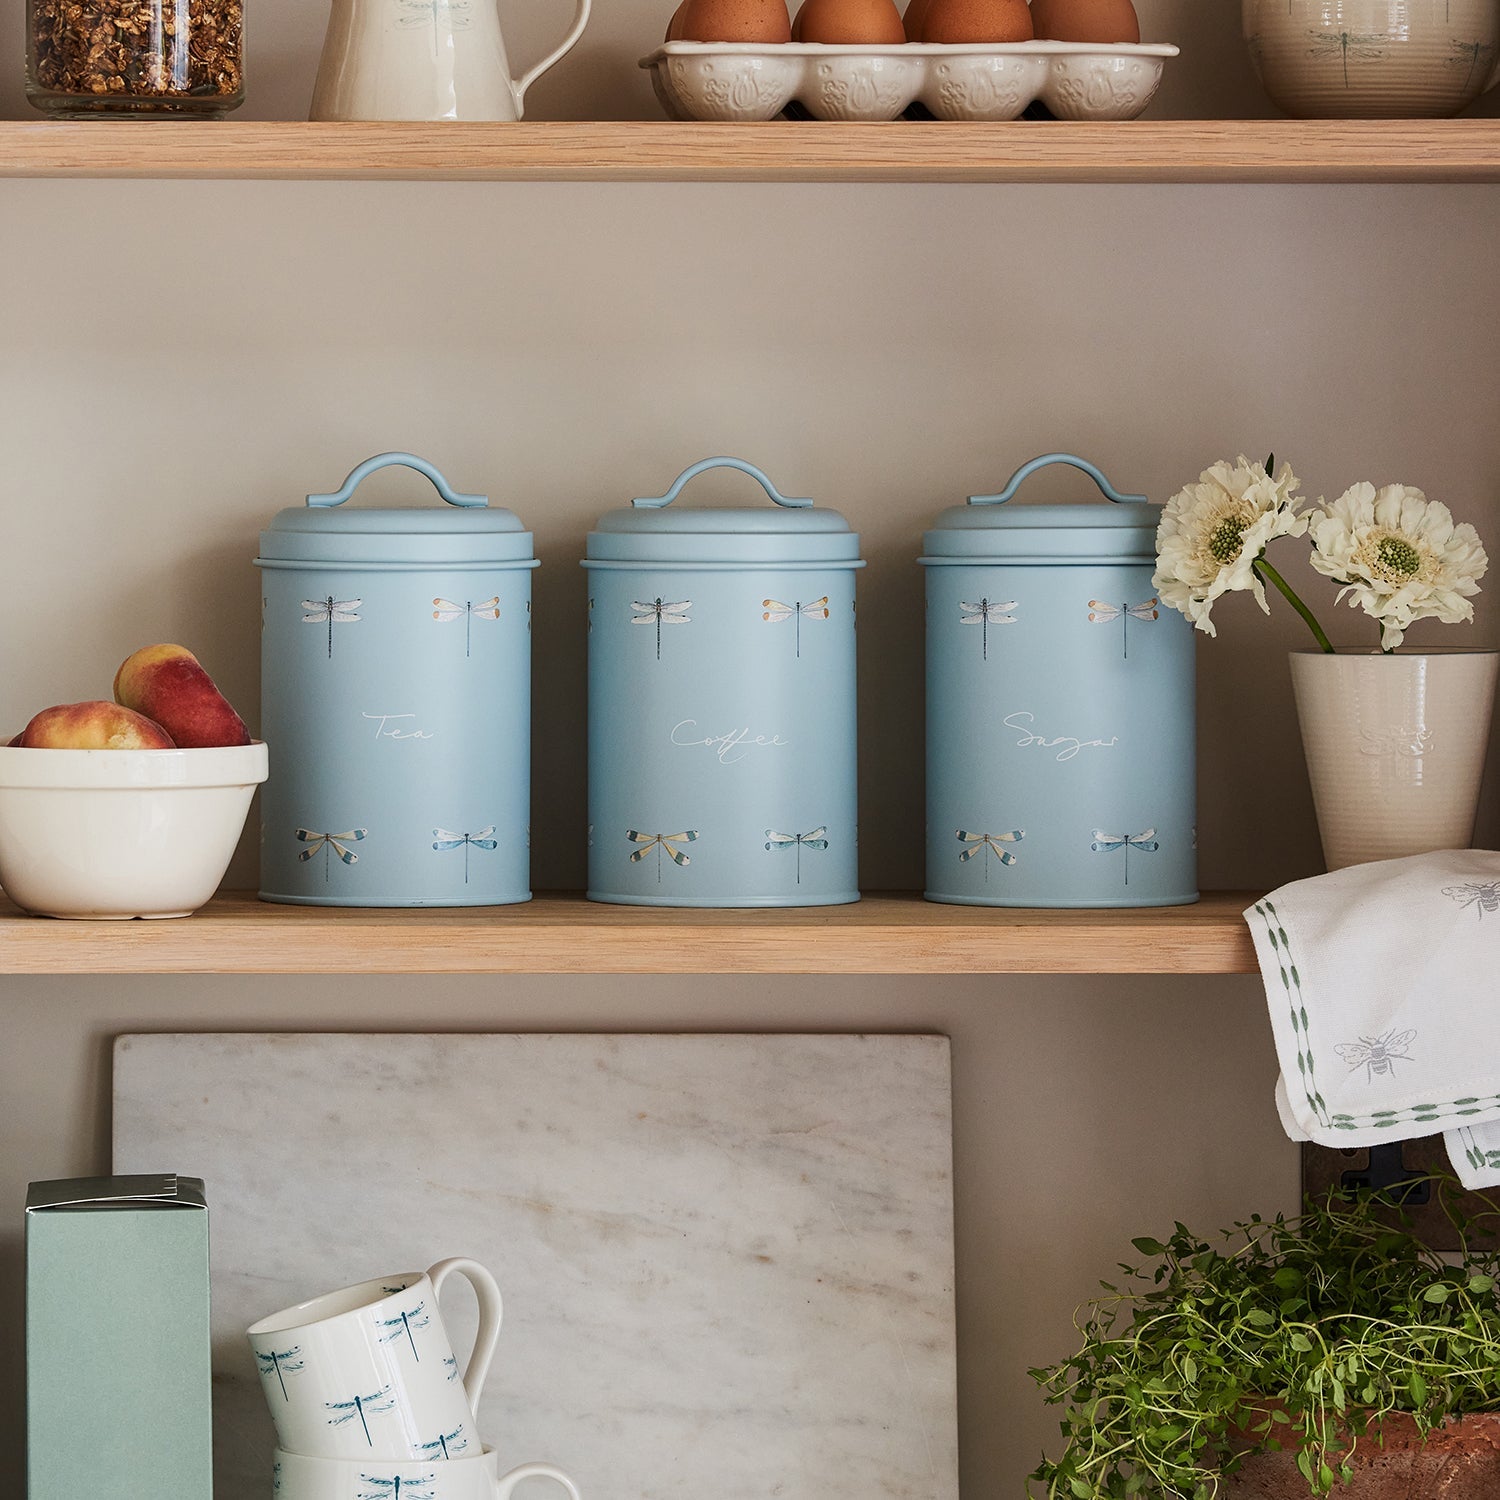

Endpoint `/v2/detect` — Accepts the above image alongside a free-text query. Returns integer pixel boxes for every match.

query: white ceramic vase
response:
[1290,650,1499,872]
[1243,0,1500,118]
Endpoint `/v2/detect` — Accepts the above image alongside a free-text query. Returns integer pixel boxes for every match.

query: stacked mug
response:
[248,1258,580,1500]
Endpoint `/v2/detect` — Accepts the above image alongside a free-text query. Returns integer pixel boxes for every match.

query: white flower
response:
[1308,483,1488,651]
[1153,456,1309,636]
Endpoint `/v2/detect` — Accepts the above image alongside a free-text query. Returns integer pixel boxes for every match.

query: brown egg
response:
[1029,0,1139,43]
[921,0,1031,42]
[666,0,690,38]
[796,0,905,43]
[902,0,931,40]
[678,0,793,41]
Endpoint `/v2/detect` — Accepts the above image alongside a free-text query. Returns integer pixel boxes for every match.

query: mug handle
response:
[493,1463,583,1500]
[428,1258,503,1411]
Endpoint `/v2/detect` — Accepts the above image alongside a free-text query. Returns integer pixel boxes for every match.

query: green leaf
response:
[1131,1237,1167,1257]
[1468,1273,1494,1293]
[1182,1355,1197,1384]
[1423,1283,1451,1303]
[1069,1479,1091,1499]
[1289,1333,1313,1352]
[1245,1309,1275,1328]
[1410,1371,1428,1405]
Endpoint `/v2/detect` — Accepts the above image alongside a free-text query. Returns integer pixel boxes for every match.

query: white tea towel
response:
[1245,849,1500,1190]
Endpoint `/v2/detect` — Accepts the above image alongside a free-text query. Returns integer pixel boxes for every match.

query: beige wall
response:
[2,0,1500,1489]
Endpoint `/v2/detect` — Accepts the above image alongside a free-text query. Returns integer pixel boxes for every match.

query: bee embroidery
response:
[1444,881,1500,919]
[1335,1028,1417,1083]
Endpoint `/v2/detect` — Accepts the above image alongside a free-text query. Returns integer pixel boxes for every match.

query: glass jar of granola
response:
[27,0,245,116]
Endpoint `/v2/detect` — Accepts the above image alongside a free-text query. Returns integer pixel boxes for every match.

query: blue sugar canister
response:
[256,452,538,907]
[921,453,1197,908]
[583,457,864,908]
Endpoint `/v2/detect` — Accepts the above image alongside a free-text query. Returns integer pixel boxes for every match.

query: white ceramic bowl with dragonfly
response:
[0,742,266,919]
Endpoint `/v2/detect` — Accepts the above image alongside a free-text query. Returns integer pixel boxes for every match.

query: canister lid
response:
[256,453,536,568]
[921,453,1162,565]
[585,458,862,568]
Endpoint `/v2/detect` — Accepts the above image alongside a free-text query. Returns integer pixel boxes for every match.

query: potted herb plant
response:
[1152,456,1494,870]
[1029,1179,1500,1498]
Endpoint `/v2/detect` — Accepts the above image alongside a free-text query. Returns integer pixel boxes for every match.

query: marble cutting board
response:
[113,1033,957,1500]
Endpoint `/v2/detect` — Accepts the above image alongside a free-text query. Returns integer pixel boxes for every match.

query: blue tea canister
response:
[583,457,864,907]
[255,452,538,907]
[921,453,1197,909]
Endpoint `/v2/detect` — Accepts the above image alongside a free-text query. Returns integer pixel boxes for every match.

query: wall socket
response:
[1301,1137,1499,1251]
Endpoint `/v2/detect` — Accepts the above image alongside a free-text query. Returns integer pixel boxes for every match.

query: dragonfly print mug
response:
[248,1258,502,1461]
[274,1449,582,1500]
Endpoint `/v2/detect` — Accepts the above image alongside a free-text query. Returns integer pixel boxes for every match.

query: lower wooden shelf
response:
[2,120,1499,183]
[0,890,1258,974]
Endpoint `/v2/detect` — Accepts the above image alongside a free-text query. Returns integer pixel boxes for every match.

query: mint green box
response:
[26,1174,211,1500]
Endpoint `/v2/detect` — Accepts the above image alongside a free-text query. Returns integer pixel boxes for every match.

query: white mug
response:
[248,1259,502,1461]
[273,1447,581,1500]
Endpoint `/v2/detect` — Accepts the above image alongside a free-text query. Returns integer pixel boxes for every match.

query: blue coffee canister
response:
[583,457,864,908]
[255,452,538,907]
[921,453,1197,909]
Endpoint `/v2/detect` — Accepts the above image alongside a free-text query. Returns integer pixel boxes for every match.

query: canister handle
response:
[632,457,814,510]
[968,453,1150,507]
[306,452,488,509]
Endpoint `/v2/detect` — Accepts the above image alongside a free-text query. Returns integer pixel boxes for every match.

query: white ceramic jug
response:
[311,0,591,121]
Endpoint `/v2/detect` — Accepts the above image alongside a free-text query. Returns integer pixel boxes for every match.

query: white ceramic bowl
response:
[640,41,1178,122]
[0,742,267,919]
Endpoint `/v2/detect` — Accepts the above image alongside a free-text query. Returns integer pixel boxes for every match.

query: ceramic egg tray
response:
[640,39,1178,122]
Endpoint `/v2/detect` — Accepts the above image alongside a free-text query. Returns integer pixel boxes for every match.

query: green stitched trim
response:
[1255,901,1330,1129]
[1457,1128,1500,1174]
[1267,900,1497,1131]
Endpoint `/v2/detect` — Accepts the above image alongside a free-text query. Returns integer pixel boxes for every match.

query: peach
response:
[114,644,250,750]
[21,701,176,750]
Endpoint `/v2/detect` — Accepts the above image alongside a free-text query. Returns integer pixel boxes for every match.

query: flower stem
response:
[1255,559,1335,654]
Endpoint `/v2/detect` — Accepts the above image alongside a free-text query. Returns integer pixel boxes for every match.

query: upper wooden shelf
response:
[0,890,1257,974]
[0,119,1498,183]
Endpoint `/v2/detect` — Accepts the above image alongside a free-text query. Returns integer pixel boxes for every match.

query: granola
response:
[29,0,243,109]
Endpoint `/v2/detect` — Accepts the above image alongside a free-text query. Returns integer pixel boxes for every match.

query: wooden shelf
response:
[0,890,1258,974]
[0,119,1498,183]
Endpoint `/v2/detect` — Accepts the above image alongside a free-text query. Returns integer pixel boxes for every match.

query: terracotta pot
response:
[1224,1411,1500,1497]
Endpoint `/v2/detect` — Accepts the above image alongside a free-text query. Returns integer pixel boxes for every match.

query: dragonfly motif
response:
[432,596,500,657]
[959,598,1018,661]
[442,1355,459,1383]
[256,1345,305,1401]
[1308,28,1386,86]
[1087,597,1159,659]
[325,1387,396,1448]
[359,1475,437,1500]
[1450,37,1497,92]
[432,827,498,884]
[1091,828,1160,885]
[397,0,470,26]
[297,827,367,882]
[956,829,1024,881]
[1444,880,1500,918]
[765,827,828,884]
[417,1424,469,1461]
[627,828,699,882]
[631,598,692,659]
[376,1301,430,1360]
[762,596,830,658]
[1335,1028,1417,1083]
[302,596,362,658]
